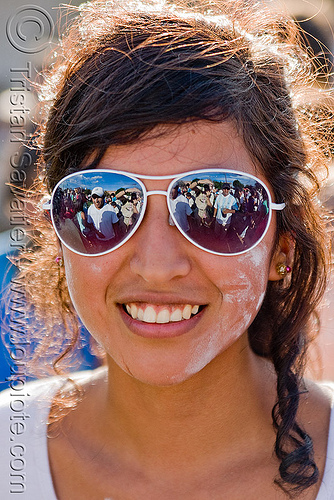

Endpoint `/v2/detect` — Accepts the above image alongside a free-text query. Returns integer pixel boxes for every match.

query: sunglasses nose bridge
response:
[143,189,171,222]
[145,190,172,222]
[146,190,168,197]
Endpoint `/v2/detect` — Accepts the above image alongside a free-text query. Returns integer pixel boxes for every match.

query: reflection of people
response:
[185,191,195,208]
[2,1,334,498]
[74,200,88,233]
[121,192,139,230]
[170,186,192,232]
[87,186,119,240]
[195,189,209,225]
[213,183,237,236]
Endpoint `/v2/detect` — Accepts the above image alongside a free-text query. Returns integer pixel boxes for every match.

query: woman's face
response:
[62,121,280,386]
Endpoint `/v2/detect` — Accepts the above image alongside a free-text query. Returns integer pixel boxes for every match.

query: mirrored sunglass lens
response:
[169,172,270,254]
[52,171,144,254]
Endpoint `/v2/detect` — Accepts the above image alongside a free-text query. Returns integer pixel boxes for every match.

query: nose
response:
[129,197,191,284]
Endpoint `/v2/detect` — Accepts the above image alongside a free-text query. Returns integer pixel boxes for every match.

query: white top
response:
[214,193,237,224]
[87,203,118,240]
[170,194,192,232]
[0,373,333,499]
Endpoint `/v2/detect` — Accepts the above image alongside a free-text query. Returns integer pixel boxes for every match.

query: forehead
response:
[97,121,260,179]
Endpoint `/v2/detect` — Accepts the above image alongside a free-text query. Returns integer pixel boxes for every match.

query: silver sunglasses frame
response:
[47,168,285,257]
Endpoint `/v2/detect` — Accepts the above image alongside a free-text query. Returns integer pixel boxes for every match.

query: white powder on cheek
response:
[182,309,253,378]
[248,247,265,267]
[238,244,269,269]
[183,329,228,378]
[237,245,271,297]
[231,312,253,336]
[216,270,251,304]
[88,262,105,274]
[215,270,247,289]
[182,303,255,379]
[256,291,266,310]
[181,246,271,378]
[214,244,271,303]
[223,283,251,304]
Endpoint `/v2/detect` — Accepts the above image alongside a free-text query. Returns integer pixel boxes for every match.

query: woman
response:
[1,0,333,498]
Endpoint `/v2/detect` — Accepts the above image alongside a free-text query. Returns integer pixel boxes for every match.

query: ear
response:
[268,233,295,281]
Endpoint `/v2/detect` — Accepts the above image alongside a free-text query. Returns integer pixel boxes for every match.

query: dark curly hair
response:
[12,0,333,496]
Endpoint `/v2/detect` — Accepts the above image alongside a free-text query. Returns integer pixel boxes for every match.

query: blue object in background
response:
[0,241,17,391]
[0,230,100,391]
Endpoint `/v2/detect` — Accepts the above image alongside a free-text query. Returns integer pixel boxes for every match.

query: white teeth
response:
[170,309,182,322]
[191,305,199,315]
[156,309,170,323]
[130,304,138,319]
[124,303,201,323]
[143,306,157,323]
[182,304,192,320]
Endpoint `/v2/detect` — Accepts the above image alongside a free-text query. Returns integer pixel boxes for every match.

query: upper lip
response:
[116,292,206,306]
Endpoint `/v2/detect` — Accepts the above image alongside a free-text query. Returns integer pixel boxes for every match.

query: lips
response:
[124,303,200,324]
[119,301,205,339]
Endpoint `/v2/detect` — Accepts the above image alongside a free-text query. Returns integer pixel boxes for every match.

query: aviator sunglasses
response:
[45,168,285,257]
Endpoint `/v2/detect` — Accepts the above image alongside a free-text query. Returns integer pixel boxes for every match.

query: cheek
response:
[209,243,271,315]
[62,249,111,319]
[61,237,273,385]
[183,245,271,378]
[222,245,271,321]
[63,254,81,301]
[223,247,269,315]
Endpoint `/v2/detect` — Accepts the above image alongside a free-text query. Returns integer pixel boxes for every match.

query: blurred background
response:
[0,0,333,387]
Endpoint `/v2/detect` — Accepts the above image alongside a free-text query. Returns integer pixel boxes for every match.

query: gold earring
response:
[276,263,291,277]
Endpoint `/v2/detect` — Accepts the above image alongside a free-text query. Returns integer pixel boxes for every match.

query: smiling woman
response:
[1,0,334,498]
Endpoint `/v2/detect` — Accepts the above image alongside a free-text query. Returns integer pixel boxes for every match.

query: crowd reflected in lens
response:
[52,173,144,254]
[52,171,270,255]
[169,173,270,254]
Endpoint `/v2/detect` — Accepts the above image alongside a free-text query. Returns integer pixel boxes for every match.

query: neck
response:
[90,334,278,472]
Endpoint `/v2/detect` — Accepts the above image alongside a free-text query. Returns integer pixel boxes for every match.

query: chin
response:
[112,344,221,387]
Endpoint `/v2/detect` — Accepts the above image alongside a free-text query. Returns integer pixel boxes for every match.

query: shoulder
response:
[301,379,334,428]
[0,369,103,423]
[0,376,63,456]
[0,376,62,410]
[307,381,334,499]
[0,376,64,499]
[0,376,67,433]
[317,381,334,400]
[0,370,102,498]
